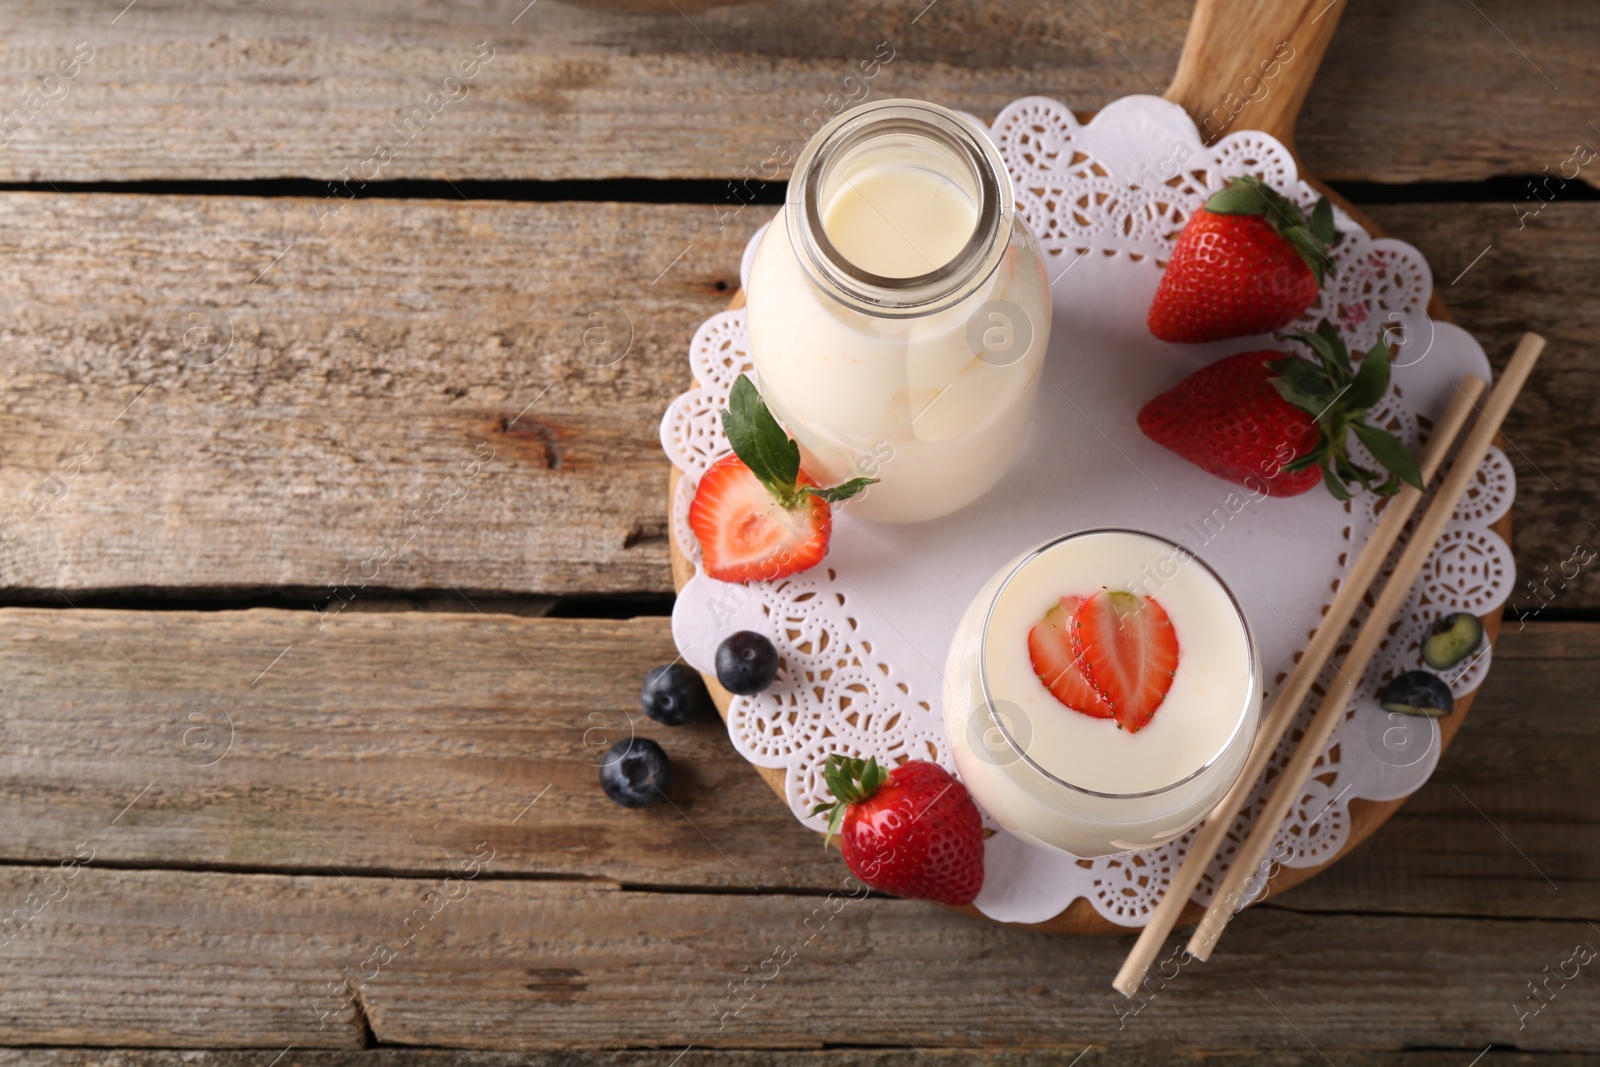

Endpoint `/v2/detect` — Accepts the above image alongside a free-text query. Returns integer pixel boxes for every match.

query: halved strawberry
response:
[689,453,830,582]
[1027,596,1113,719]
[688,375,875,584]
[1071,590,1180,733]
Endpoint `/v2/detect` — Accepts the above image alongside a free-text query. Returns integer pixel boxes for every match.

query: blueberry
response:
[598,737,672,808]
[641,663,714,726]
[715,631,779,695]
[1379,670,1454,717]
[1423,612,1484,670]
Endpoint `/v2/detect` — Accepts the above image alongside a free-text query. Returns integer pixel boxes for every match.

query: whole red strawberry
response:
[1137,321,1422,500]
[1148,176,1337,344]
[811,755,984,907]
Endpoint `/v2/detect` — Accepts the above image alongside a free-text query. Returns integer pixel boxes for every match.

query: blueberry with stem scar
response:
[598,737,672,808]
[716,631,778,695]
[641,663,714,726]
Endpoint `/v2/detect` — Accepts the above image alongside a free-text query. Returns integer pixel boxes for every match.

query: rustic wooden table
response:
[0,2,1595,1064]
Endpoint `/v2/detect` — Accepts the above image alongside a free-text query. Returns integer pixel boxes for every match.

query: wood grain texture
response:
[0,193,761,598]
[0,0,1586,1054]
[0,608,840,889]
[0,864,1596,1050]
[0,1052,1592,1067]
[0,0,1590,185]
[0,194,1592,607]
[1365,202,1600,621]
[1163,0,1345,149]
[0,605,1591,924]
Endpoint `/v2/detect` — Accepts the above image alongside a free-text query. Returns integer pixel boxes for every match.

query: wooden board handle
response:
[1164,0,1347,151]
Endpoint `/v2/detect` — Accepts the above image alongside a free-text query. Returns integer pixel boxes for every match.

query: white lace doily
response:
[659,95,1513,927]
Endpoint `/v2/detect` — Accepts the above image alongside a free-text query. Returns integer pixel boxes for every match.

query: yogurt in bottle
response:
[943,529,1263,857]
[745,99,1051,523]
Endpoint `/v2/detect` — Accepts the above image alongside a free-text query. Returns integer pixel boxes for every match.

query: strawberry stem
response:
[721,375,876,509]
[1204,176,1337,286]
[1268,321,1423,500]
[809,753,889,846]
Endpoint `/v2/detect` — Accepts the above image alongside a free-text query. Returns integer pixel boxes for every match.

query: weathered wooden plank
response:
[0,1051,1590,1066]
[0,195,1595,604]
[0,609,840,889]
[0,1,1591,185]
[0,193,759,598]
[1,865,1596,1050]
[0,606,1593,925]
[1365,203,1600,622]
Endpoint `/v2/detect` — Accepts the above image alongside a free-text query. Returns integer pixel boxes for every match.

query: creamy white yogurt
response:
[822,163,978,278]
[943,529,1262,857]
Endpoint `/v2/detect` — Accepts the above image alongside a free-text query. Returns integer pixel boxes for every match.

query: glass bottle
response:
[744,98,1051,524]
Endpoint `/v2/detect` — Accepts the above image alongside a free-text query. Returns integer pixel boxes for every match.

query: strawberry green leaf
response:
[1205,177,1339,288]
[813,754,889,848]
[722,375,878,508]
[1353,464,1382,490]
[1345,340,1393,410]
[1281,449,1323,474]
[1291,328,1339,371]
[1271,356,1335,399]
[1311,196,1337,245]
[1268,373,1330,418]
[723,375,800,495]
[1203,178,1272,216]
[805,477,876,504]
[1352,422,1423,490]
[1270,321,1420,502]
[1315,319,1349,371]
[861,757,887,795]
[1285,321,1353,385]
[1285,229,1329,285]
[1321,463,1352,501]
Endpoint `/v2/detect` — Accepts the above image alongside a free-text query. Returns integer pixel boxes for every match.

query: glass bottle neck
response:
[786,99,1013,318]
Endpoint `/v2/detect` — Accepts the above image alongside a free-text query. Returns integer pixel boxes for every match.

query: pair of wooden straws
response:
[1114,331,1546,995]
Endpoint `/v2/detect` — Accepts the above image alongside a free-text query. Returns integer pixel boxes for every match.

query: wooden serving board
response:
[667,0,1512,934]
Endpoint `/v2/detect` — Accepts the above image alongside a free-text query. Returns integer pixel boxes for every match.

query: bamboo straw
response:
[1111,369,1487,997]
[1187,332,1546,961]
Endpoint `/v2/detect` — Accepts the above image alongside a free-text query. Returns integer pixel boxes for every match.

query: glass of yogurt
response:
[745,98,1052,524]
[943,529,1263,858]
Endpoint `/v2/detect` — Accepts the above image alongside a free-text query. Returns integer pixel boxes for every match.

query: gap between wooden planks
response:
[2,1054,1597,1067]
